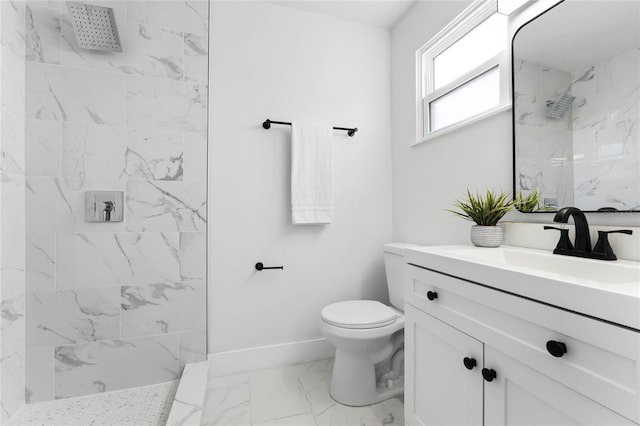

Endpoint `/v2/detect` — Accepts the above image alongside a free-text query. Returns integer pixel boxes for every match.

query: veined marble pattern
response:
[61,18,185,81]
[25,119,60,176]
[126,180,207,231]
[18,0,209,406]
[571,48,640,210]
[1,351,25,421]
[128,1,209,35]
[184,31,208,84]
[0,294,25,363]
[515,50,640,210]
[1,0,27,59]
[123,128,184,181]
[121,279,205,338]
[26,346,54,403]
[0,51,26,174]
[56,232,181,288]
[0,226,26,300]
[1,173,26,299]
[9,380,178,426]
[177,327,207,370]
[183,132,207,182]
[26,176,127,235]
[126,76,208,132]
[25,3,61,64]
[54,334,179,398]
[61,123,127,181]
[26,62,126,124]
[1,0,27,421]
[513,59,572,130]
[197,359,404,426]
[25,234,54,292]
[26,287,120,348]
[167,360,209,425]
[179,232,206,280]
[514,58,575,207]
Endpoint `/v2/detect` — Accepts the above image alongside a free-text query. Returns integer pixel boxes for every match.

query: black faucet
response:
[545,206,632,261]
[553,207,591,252]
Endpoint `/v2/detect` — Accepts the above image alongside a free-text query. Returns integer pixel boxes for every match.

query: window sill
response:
[411,103,512,147]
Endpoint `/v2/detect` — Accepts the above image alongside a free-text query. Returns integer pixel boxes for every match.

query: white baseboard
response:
[207,338,334,377]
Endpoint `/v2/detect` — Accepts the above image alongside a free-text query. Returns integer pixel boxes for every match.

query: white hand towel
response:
[291,123,334,224]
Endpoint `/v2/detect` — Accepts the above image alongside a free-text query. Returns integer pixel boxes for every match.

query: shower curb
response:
[166,361,210,425]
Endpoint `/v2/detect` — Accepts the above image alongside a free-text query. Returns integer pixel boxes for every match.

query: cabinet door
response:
[484,346,637,426]
[405,304,483,426]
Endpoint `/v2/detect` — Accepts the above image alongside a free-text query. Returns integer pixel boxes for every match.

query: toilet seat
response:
[321,300,398,329]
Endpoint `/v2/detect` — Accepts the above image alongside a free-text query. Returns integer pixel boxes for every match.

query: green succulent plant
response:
[514,190,540,213]
[448,189,514,226]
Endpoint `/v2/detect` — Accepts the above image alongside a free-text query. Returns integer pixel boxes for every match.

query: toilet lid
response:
[321,300,398,329]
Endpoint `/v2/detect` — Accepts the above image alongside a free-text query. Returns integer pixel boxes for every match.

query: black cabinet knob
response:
[463,357,477,370]
[546,340,567,357]
[482,368,497,382]
[427,291,438,301]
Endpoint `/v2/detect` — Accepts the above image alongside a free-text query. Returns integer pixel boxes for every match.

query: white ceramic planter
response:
[470,225,504,248]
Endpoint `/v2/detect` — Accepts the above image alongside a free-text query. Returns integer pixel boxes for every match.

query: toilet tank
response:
[383,243,421,311]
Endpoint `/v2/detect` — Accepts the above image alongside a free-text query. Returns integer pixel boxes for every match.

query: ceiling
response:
[264,0,417,29]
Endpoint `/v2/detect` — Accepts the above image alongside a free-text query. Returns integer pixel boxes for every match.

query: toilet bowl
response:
[319,243,418,407]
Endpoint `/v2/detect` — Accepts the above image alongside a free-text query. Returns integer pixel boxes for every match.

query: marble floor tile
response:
[196,358,404,426]
[369,397,405,426]
[254,413,317,426]
[314,404,383,426]
[250,364,312,423]
[201,371,252,426]
[201,375,251,426]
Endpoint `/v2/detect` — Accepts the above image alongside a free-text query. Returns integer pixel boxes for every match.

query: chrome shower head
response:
[66,2,122,52]
[545,93,575,119]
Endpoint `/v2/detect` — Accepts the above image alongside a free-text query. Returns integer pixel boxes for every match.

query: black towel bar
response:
[262,119,357,137]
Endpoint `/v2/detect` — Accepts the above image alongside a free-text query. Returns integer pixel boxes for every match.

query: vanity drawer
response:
[405,264,640,423]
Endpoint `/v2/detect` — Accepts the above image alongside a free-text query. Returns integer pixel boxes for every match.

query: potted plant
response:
[449,189,514,247]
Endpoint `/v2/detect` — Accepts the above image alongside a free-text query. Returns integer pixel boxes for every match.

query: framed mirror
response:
[512,0,640,212]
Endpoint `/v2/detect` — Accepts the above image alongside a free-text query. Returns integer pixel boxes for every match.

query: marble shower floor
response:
[199,359,404,426]
[6,381,178,425]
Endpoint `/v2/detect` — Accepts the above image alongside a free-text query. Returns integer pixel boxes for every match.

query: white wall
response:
[209,2,393,357]
[391,0,640,247]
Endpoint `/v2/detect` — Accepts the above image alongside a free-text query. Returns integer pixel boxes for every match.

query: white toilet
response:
[319,242,417,407]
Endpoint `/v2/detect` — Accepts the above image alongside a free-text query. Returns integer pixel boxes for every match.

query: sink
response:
[404,245,640,330]
[446,246,640,285]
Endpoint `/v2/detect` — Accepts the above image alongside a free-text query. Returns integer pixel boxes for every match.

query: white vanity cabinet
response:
[404,262,640,426]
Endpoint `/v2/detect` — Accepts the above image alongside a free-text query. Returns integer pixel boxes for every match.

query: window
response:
[416,0,510,143]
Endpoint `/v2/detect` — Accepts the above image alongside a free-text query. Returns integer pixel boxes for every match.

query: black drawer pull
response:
[463,357,477,370]
[426,291,438,301]
[546,340,567,357]
[482,368,497,382]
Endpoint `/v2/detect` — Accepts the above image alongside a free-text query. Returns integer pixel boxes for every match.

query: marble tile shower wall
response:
[513,59,573,207]
[571,48,640,211]
[22,0,208,402]
[1,0,27,421]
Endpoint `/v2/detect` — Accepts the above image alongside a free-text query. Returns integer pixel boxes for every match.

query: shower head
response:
[545,93,575,119]
[66,2,122,52]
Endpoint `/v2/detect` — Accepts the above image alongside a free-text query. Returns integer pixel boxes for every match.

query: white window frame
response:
[414,0,511,146]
